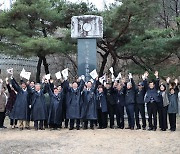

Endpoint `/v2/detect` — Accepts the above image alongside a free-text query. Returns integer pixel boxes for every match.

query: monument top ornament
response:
[71,15,103,38]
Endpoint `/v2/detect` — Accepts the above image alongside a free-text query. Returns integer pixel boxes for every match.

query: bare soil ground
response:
[0,117,180,154]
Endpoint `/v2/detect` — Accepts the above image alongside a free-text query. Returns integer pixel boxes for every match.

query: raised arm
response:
[11,78,21,92]
[154,71,160,90]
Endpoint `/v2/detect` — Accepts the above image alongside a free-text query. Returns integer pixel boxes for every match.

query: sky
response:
[67,0,116,10]
[0,0,116,10]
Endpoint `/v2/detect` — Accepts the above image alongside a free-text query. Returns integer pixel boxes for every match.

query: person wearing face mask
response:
[63,76,85,130]
[10,77,31,130]
[96,85,107,129]
[0,79,7,129]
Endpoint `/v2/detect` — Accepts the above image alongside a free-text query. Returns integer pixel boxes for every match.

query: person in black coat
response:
[47,81,64,130]
[63,77,85,130]
[81,78,98,129]
[96,85,108,129]
[144,71,161,131]
[135,80,147,130]
[5,78,17,129]
[104,82,116,129]
[29,83,47,130]
[10,77,31,130]
[114,82,126,129]
[125,74,136,130]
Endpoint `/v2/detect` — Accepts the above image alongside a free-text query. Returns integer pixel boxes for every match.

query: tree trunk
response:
[42,56,49,74]
[99,52,109,77]
[36,56,43,83]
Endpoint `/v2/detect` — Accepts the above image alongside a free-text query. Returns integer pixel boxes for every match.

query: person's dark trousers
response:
[162,106,168,130]
[107,104,115,128]
[10,119,18,126]
[159,106,168,131]
[147,102,157,130]
[0,112,5,127]
[157,103,163,129]
[126,104,135,129]
[116,105,124,128]
[84,120,94,129]
[34,120,44,130]
[135,104,146,129]
[70,119,80,129]
[97,109,107,128]
[168,113,176,131]
[44,120,48,128]
[65,119,69,128]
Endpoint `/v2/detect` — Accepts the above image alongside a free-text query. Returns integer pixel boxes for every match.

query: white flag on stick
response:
[55,71,62,80]
[62,68,69,79]
[109,67,114,74]
[7,68,13,74]
[99,74,106,84]
[90,69,98,79]
[45,74,51,80]
[20,68,31,80]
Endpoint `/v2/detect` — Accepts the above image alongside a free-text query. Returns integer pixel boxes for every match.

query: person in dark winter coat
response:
[96,85,107,129]
[125,74,136,130]
[167,79,179,131]
[158,83,169,131]
[135,81,147,130]
[63,78,85,130]
[104,82,116,129]
[81,78,98,129]
[114,82,126,129]
[30,83,47,130]
[144,71,161,131]
[5,78,17,129]
[10,78,31,130]
[47,81,64,130]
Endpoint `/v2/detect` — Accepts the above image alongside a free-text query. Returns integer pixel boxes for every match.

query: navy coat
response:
[125,79,136,105]
[30,87,47,121]
[96,92,108,113]
[81,81,97,120]
[10,78,30,121]
[63,80,85,119]
[114,87,126,106]
[47,84,64,125]
[135,88,146,104]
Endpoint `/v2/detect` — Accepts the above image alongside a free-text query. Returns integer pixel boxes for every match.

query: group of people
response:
[0,71,179,132]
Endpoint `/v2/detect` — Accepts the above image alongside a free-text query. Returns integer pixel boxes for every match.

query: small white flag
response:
[7,68,13,74]
[55,71,62,80]
[20,68,31,80]
[115,72,122,81]
[62,68,68,79]
[45,74,51,80]
[20,68,26,77]
[23,71,31,80]
[99,74,106,84]
[90,69,98,79]
[109,67,114,74]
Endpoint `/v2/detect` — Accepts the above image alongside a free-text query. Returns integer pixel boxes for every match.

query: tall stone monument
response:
[71,15,103,81]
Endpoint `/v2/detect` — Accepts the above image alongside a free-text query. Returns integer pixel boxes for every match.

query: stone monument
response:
[71,15,103,81]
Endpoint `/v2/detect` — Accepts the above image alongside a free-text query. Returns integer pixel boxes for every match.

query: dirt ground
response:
[0,117,180,154]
